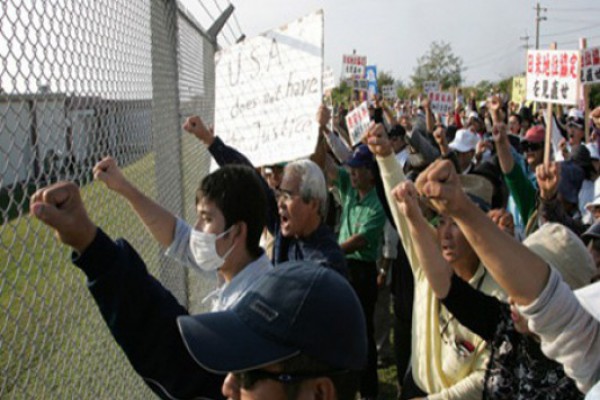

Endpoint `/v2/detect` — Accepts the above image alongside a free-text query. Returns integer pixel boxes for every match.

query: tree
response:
[377,70,395,89]
[411,41,463,90]
[331,80,353,107]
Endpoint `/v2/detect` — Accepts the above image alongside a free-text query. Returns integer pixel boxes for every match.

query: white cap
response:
[586,143,600,160]
[468,111,480,120]
[568,108,584,120]
[449,129,479,153]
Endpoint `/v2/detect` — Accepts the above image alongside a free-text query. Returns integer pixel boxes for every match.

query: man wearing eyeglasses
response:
[30,181,366,400]
[183,116,348,278]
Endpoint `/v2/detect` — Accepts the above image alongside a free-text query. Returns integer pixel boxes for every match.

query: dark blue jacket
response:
[73,228,225,400]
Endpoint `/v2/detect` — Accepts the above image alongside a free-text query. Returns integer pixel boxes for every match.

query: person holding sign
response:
[317,106,386,399]
[183,115,348,278]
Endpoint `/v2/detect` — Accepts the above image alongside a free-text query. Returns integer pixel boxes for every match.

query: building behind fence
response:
[0,0,233,397]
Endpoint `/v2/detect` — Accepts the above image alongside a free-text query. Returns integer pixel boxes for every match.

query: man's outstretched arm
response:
[31,182,225,400]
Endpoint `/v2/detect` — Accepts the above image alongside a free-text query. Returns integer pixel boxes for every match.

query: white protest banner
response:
[423,81,440,94]
[382,85,396,100]
[323,65,336,93]
[428,91,454,114]
[345,101,370,146]
[214,10,323,167]
[526,49,581,105]
[581,47,600,85]
[343,54,367,78]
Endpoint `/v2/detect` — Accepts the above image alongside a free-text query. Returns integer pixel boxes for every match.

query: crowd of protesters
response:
[29,88,600,400]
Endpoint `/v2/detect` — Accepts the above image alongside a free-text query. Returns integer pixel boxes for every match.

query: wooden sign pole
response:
[580,37,591,143]
[544,42,558,167]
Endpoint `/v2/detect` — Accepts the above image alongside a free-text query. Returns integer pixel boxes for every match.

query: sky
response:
[185,0,600,86]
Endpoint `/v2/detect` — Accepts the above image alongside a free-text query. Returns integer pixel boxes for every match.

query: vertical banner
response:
[526,49,581,105]
[323,65,336,93]
[366,65,378,98]
[345,101,370,146]
[511,76,527,103]
[581,46,600,85]
[214,10,324,167]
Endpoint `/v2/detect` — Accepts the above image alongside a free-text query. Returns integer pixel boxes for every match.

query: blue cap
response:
[346,144,374,168]
[177,261,367,373]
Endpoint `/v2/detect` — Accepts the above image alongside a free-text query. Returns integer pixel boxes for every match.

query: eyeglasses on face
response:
[275,188,299,202]
[233,369,347,390]
[521,142,543,152]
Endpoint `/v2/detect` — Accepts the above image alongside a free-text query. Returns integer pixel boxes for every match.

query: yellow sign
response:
[512,76,527,103]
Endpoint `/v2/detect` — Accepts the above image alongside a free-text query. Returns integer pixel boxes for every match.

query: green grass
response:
[0,154,160,399]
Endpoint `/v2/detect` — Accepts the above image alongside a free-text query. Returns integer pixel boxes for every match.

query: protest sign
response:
[423,81,440,94]
[428,91,454,114]
[214,10,323,167]
[511,76,526,103]
[581,46,600,85]
[351,79,369,92]
[526,49,581,105]
[382,85,396,100]
[323,65,336,93]
[366,65,378,98]
[342,54,367,78]
[345,101,370,146]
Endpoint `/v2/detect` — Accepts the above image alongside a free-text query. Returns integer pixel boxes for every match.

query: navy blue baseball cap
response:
[346,144,374,168]
[177,261,367,373]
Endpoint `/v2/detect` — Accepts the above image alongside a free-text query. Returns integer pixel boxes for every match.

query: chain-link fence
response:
[0,0,233,397]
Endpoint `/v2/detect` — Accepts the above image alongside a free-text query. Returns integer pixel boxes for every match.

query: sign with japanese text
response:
[526,50,581,105]
[342,54,367,78]
[581,47,600,85]
[423,81,440,94]
[345,101,370,146]
[214,11,323,167]
[428,91,454,114]
[382,85,396,100]
[511,76,527,103]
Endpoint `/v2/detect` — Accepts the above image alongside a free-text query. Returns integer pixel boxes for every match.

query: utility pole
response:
[520,33,530,50]
[535,2,547,49]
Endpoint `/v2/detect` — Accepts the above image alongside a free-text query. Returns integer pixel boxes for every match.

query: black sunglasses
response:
[233,369,348,390]
[521,142,543,152]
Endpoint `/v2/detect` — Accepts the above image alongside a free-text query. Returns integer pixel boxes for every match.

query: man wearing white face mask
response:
[93,157,272,311]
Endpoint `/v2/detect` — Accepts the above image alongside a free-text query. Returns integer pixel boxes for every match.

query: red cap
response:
[523,125,545,143]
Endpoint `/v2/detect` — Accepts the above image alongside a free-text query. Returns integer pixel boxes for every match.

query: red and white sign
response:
[581,47,600,85]
[428,91,454,114]
[342,54,367,78]
[526,50,581,105]
[345,101,370,146]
